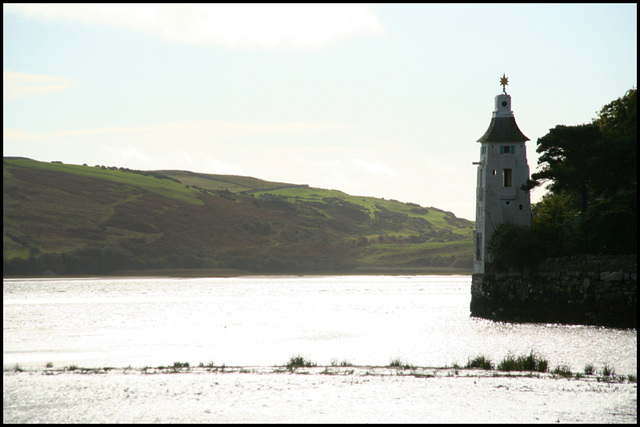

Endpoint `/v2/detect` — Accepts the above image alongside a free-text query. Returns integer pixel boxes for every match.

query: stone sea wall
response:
[470,255,637,329]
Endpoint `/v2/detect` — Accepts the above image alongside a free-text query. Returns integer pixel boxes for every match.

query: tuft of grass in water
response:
[285,355,316,369]
[584,363,595,375]
[197,361,217,368]
[518,351,548,372]
[601,363,615,378]
[536,358,549,372]
[626,374,636,383]
[552,364,573,378]
[45,362,54,369]
[465,355,494,370]
[594,363,621,383]
[497,355,518,372]
[388,358,416,370]
[173,361,190,368]
[171,361,190,372]
[497,352,548,372]
[331,359,354,367]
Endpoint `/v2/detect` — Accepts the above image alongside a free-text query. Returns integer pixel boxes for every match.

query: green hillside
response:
[3,157,474,276]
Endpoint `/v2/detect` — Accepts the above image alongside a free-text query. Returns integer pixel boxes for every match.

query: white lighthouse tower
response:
[474,75,531,274]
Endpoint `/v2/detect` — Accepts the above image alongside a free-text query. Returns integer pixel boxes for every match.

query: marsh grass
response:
[321,367,355,376]
[285,355,316,370]
[172,361,190,369]
[166,361,190,373]
[6,354,625,382]
[330,359,354,367]
[497,351,548,372]
[601,363,615,378]
[465,355,494,370]
[198,361,218,368]
[388,358,416,370]
[447,363,462,376]
[552,364,573,378]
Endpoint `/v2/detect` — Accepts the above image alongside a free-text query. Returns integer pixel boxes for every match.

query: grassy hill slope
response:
[3,157,474,276]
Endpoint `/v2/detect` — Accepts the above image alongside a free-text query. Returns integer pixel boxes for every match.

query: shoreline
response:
[3,266,473,279]
[6,356,637,376]
[4,365,636,384]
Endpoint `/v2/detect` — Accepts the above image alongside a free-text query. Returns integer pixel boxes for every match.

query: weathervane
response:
[500,73,509,94]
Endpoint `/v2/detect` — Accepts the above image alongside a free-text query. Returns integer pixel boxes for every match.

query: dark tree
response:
[531,124,603,212]
[530,192,579,257]
[530,88,636,211]
[528,88,637,255]
[487,223,544,274]
[590,88,637,198]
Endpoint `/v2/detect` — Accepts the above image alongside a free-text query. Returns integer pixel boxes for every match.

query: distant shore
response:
[4,266,473,279]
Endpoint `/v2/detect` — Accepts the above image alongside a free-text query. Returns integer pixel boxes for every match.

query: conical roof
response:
[477,116,529,143]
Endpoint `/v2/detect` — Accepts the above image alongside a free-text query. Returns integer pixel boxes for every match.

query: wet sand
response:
[3,366,637,423]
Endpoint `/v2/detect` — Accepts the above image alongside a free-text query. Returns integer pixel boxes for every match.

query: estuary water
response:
[3,275,637,423]
[3,275,637,374]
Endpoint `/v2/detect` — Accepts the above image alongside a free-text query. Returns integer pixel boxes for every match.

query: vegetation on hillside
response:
[3,157,473,276]
[489,88,637,272]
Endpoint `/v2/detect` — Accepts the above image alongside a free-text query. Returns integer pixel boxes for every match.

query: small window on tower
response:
[503,169,512,187]
[499,145,515,154]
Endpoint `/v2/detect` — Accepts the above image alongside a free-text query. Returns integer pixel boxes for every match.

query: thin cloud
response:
[351,159,396,177]
[118,146,154,164]
[2,119,354,141]
[3,71,78,102]
[207,158,245,175]
[4,4,384,49]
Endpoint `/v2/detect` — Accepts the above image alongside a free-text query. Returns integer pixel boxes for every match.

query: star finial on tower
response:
[500,74,509,94]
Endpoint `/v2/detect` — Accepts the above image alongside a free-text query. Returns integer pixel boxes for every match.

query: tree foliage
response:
[528,88,637,255]
[591,88,637,198]
[532,124,602,212]
[575,190,637,255]
[487,223,544,274]
[530,192,579,257]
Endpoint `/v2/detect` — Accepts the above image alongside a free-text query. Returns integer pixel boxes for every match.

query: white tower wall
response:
[474,92,531,273]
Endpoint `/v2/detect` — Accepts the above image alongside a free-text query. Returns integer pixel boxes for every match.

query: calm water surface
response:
[3,275,637,375]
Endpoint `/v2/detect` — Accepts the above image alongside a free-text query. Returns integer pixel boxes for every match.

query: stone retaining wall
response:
[470,255,637,329]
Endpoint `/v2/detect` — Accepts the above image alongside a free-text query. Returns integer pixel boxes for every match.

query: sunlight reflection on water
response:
[3,275,637,375]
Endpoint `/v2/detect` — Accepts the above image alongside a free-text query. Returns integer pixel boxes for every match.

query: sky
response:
[3,4,637,221]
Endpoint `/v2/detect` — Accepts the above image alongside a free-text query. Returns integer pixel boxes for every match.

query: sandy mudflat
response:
[3,366,637,423]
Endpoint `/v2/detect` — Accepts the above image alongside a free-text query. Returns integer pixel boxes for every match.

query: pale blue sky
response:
[3,4,637,220]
